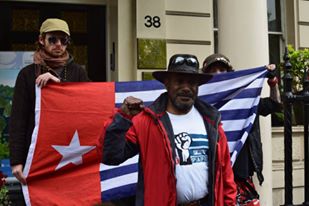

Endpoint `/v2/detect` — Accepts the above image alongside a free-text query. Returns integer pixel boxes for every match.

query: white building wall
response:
[217,0,269,68]
[135,0,214,79]
[165,0,213,63]
[116,0,136,81]
[272,127,305,205]
[217,1,272,205]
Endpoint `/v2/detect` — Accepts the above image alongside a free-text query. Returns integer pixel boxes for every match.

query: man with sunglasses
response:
[101,54,236,206]
[9,18,88,190]
[202,53,281,206]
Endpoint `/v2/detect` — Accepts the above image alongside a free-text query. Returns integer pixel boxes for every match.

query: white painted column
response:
[117,0,136,81]
[217,1,272,205]
[217,0,269,68]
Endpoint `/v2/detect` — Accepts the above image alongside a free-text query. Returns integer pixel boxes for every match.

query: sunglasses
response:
[169,55,199,69]
[47,36,70,46]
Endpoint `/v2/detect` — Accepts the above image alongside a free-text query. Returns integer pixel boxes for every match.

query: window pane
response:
[12,9,39,32]
[269,34,283,126]
[267,0,282,31]
[268,34,281,65]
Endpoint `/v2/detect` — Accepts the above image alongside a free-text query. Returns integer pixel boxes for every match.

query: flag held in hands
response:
[23,82,115,205]
[22,67,268,205]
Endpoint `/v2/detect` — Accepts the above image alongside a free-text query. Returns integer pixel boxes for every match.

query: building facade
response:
[1,0,308,205]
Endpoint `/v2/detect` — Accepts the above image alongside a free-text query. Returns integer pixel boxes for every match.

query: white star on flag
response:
[52,130,95,170]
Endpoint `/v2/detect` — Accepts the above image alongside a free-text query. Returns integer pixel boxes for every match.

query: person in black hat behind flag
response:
[101,54,236,206]
[202,53,282,206]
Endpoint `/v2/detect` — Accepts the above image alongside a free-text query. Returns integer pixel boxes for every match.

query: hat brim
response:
[203,59,233,72]
[152,71,212,86]
[42,29,70,36]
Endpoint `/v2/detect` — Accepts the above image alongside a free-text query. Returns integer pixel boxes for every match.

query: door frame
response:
[0,0,111,81]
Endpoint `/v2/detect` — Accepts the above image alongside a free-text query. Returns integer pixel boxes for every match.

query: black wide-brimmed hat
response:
[152,54,212,85]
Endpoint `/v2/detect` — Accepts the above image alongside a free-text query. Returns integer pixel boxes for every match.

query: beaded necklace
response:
[62,66,67,81]
[44,65,67,81]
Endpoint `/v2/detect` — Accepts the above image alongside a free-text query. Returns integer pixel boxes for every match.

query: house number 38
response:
[144,15,161,28]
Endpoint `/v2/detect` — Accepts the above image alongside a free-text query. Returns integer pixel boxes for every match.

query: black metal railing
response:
[282,47,309,206]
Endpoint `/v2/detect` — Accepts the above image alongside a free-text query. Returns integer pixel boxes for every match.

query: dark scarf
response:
[33,49,70,79]
[33,48,69,68]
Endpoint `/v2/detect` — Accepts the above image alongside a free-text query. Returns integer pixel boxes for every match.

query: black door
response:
[0,1,106,81]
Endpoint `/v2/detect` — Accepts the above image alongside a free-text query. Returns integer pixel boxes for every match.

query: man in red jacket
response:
[102,54,236,206]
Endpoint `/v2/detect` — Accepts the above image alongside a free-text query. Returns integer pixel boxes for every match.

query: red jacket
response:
[102,93,236,206]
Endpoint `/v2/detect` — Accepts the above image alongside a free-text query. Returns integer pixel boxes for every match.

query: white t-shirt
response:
[167,106,209,204]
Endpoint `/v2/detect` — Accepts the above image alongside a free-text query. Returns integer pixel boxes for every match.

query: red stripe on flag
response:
[26,82,115,205]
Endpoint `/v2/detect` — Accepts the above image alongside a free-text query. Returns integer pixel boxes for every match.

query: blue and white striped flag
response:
[100,66,268,201]
[24,66,268,205]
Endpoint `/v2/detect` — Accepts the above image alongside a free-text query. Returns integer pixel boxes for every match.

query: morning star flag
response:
[23,66,268,205]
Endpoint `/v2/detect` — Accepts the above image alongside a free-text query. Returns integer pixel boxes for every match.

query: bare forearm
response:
[270,84,281,103]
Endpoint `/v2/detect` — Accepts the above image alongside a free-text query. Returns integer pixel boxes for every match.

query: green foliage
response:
[0,138,9,159]
[0,84,14,157]
[275,111,284,120]
[0,186,11,206]
[276,45,309,126]
[287,45,309,92]
[0,117,5,135]
[0,84,14,118]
